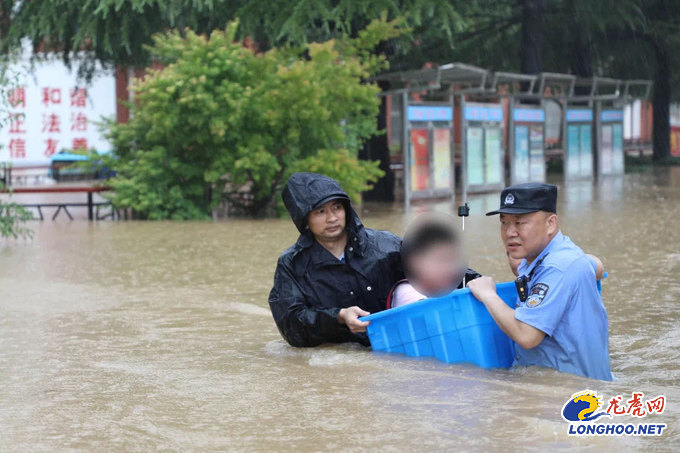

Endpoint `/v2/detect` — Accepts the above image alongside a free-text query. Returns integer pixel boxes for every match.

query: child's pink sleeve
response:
[391,283,427,308]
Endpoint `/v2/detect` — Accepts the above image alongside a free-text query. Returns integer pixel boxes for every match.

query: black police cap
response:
[486,182,558,216]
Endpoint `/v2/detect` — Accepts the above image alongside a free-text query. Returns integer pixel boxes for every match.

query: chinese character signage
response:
[1,52,116,164]
[464,104,504,122]
[566,109,593,122]
[407,106,453,122]
[513,108,545,123]
[601,109,624,123]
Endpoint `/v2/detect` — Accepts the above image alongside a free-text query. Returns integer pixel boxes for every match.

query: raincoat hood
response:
[282,172,356,234]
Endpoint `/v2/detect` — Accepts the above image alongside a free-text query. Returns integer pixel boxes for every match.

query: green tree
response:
[518,0,680,160]
[3,1,461,70]
[6,0,677,166]
[587,0,680,162]
[104,18,402,219]
[3,0,243,76]
[3,1,466,200]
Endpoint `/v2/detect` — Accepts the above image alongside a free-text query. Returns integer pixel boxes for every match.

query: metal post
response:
[449,88,456,206]
[562,99,569,181]
[499,104,506,189]
[508,95,515,184]
[540,98,546,182]
[619,111,626,175]
[594,100,602,180]
[401,91,410,211]
[87,192,93,221]
[428,125,434,196]
[460,94,468,203]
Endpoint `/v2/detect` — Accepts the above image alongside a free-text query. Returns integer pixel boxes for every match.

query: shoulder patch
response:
[526,282,549,308]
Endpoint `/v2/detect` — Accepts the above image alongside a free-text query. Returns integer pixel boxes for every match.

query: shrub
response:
[105,17,404,218]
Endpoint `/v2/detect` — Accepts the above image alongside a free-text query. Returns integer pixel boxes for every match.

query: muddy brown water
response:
[1,168,679,451]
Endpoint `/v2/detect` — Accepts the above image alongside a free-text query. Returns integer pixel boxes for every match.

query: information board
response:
[529,125,545,180]
[612,124,623,173]
[565,109,594,179]
[466,127,484,186]
[598,109,624,176]
[0,51,116,164]
[579,124,593,177]
[567,125,580,176]
[432,128,452,189]
[410,129,430,191]
[463,102,505,192]
[513,125,530,182]
[484,128,502,185]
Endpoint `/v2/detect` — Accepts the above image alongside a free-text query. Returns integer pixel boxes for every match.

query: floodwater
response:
[1,168,679,452]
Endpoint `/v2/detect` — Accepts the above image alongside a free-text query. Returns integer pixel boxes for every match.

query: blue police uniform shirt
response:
[513,231,613,381]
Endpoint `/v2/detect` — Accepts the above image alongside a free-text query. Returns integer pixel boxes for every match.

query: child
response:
[387,213,481,309]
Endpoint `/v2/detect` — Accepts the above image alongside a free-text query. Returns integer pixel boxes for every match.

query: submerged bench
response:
[2,186,114,221]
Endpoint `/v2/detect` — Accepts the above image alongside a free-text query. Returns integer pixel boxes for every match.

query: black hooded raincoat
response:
[268,172,404,347]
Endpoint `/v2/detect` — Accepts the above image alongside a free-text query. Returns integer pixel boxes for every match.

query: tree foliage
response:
[4,0,679,163]
[103,18,404,219]
[0,185,34,239]
[0,56,32,239]
[2,1,468,76]
[3,0,243,77]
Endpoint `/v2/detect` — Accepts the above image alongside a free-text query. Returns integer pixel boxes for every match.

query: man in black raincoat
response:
[268,172,404,347]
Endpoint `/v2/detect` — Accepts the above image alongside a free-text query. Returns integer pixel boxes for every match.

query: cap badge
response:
[504,193,515,205]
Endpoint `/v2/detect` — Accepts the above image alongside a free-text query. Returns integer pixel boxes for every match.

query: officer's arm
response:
[468,276,545,349]
[268,259,350,347]
[587,254,605,280]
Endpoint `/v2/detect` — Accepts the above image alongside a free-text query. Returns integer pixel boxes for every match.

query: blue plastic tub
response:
[360,282,519,369]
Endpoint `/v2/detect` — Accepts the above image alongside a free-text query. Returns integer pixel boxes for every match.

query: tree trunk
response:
[568,36,593,78]
[359,80,394,201]
[652,38,671,161]
[519,0,546,75]
[569,35,593,97]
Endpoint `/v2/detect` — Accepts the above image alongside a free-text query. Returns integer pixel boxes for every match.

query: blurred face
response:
[500,211,558,264]
[408,243,466,297]
[307,200,346,240]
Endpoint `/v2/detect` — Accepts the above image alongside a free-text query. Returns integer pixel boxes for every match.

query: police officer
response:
[468,182,613,381]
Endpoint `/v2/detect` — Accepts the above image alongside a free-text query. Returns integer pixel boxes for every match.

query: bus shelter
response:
[376,65,651,208]
[595,79,652,177]
[376,63,498,206]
